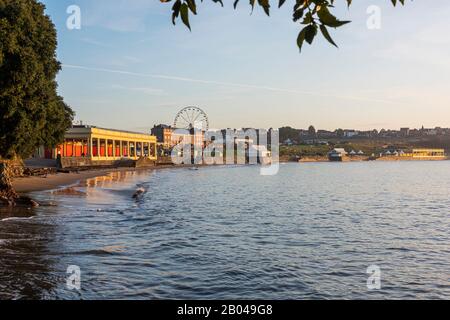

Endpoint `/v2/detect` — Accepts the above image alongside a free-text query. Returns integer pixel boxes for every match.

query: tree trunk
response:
[0,162,19,206]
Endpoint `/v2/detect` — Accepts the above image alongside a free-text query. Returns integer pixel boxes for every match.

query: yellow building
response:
[400,149,446,158]
[43,126,157,163]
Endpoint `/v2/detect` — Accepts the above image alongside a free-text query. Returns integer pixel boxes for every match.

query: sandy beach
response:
[11,166,180,193]
[11,164,196,194]
[12,168,132,193]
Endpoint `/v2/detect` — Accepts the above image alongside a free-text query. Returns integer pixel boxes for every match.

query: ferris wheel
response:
[174,106,209,131]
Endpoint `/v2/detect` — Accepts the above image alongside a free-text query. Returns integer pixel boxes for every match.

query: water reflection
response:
[1,163,450,299]
[82,170,153,189]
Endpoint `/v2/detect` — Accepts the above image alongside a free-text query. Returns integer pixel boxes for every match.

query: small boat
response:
[189,167,199,171]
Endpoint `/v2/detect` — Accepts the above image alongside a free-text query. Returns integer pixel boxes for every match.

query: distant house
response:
[303,139,314,145]
[358,131,377,138]
[249,145,272,165]
[328,148,347,161]
[400,128,410,137]
[151,124,174,149]
[317,130,336,138]
[316,140,329,145]
[422,128,438,136]
[302,139,329,146]
[343,130,358,138]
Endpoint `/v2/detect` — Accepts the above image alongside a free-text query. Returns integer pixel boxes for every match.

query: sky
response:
[40,0,450,132]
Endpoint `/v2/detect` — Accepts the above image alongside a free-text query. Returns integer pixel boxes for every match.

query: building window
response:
[130,142,135,157]
[143,142,149,157]
[122,141,128,157]
[136,142,142,157]
[114,141,121,157]
[150,143,156,157]
[107,140,113,157]
[92,139,99,157]
[66,141,73,157]
[100,139,106,157]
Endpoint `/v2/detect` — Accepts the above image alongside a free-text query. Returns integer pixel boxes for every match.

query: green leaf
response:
[171,0,181,25]
[317,6,350,28]
[320,24,338,48]
[187,0,197,14]
[180,3,191,30]
[297,27,307,52]
[304,24,318,45]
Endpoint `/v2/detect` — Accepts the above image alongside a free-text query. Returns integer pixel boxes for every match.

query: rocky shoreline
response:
[0,161,39,208]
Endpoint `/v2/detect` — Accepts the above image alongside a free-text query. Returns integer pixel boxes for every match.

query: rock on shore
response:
[1,161,39,207]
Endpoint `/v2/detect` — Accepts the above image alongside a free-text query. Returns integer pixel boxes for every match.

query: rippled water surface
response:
[1,162,450,299]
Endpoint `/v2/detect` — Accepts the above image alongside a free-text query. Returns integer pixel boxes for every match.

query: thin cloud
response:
[111,84,164,96]
[62,64,402,105]
[80,37,112,48]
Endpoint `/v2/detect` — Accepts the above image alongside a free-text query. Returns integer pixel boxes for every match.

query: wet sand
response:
[11,164,188,193]
[12,169,128,193]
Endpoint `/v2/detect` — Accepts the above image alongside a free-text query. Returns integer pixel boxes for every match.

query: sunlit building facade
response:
[41,125,157,162]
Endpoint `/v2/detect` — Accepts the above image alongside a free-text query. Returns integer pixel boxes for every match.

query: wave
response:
[0,216,35,222]
[65,245,126,256]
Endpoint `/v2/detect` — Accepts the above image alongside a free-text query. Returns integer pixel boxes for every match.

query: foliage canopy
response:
[0,0,74,159]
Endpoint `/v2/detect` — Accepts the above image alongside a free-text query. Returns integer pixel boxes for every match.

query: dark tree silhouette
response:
[0,0,74,159]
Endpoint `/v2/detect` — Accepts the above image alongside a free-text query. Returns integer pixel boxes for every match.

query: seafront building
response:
[327,148,446,162]
[398,149,446,158]
[379,148,446,159]
[328,148,347,161]
[151,124,174,149]
[34,125,157,167]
